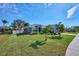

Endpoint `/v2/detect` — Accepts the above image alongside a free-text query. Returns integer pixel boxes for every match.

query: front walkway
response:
[65,34,79,56]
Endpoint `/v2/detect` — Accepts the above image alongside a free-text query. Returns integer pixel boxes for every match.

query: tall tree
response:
[12,19,29,29]
[58,22,64,35]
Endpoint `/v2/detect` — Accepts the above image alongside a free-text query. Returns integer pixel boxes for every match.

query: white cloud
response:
[0,3,18,14]
[43,3,54,8]
[67,4,79,19]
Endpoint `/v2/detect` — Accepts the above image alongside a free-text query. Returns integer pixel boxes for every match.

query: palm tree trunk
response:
[3,23,6,32]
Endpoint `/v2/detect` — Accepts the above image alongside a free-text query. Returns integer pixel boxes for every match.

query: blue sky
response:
[0,3,79,27]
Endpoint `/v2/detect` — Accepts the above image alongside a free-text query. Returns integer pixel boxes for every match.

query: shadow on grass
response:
[29,40,46,49]
[49,35,63,40]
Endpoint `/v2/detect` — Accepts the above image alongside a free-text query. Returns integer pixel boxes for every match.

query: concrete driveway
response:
[65,34,79,56]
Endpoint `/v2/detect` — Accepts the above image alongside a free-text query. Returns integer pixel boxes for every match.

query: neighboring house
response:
[12,24,43,34]
[31,24,42,33]
[23,27,32,34]
[0,26,10,32]
[51,24,59,34]
[64,27,76,32]
[12,27,32,34]
[12,29,24,34]
[64,29,76,32]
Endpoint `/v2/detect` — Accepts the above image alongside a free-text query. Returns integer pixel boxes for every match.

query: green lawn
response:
[0,34,75,56]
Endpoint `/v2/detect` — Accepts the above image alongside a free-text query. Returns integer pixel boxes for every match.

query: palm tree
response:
[2,20,8,26]
[1,20,8,32]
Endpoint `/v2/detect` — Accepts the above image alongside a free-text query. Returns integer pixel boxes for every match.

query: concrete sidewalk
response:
[65,34,79,56]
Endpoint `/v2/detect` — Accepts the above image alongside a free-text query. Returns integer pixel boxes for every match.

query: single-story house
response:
[51,24,59,34]
[31,24,42,33]
[64,29,76,32]
[0,26,10,32]
[12,24,43,34]
[12,27,32,34]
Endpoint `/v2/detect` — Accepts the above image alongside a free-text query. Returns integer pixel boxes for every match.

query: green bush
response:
[51,35,63,39]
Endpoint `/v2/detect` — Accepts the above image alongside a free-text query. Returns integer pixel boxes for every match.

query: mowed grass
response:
[0,34,75,56]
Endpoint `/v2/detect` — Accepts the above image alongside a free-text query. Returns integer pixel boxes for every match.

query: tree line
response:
[1,19,79,34]
[1,19,65,33]
[1,19,79,41]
